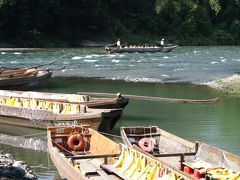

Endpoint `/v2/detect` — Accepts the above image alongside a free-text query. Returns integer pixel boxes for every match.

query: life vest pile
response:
[0,96,83,114]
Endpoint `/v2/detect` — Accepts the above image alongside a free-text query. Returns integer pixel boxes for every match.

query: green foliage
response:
[212,30,234,45]
[0,0,239,47]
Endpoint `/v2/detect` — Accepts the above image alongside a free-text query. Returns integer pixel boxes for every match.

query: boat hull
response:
[0,105,122,131]
[0,114,102,130]
[106,45,178,53]
[0,89,125,131]
[0,70,52,90]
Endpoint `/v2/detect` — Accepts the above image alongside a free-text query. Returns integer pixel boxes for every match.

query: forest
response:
[0,0,239,47]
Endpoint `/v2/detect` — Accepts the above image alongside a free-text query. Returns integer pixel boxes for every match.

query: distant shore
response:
[204,74,240,94]
[0,48,44,51]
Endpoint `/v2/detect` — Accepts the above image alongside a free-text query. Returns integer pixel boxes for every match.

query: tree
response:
[155,0,221,14]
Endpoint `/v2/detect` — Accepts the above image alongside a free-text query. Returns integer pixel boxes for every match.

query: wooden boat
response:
[121,126,240,179]
[0,90,128,130]
[0,60,56,90]
[0,90,129,109]
[48,125,191,180]
[0,91,124,131]
[0,69,52,90]
[121,126,197,169]
[105,44,178,53]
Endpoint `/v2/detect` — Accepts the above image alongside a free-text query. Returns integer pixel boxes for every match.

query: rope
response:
[98,131,121,139]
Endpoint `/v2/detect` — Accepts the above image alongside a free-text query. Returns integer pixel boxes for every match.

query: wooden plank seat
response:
[127,133,161,137]
[66,153,119,165]
[72,158,122,179]
[101,164,125,180]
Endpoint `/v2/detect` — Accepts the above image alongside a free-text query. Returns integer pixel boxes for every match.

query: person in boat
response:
[117,39,121,48]
[160,38,165,47]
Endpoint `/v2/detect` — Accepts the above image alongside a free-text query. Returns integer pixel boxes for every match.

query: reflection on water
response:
[0,134,47,151]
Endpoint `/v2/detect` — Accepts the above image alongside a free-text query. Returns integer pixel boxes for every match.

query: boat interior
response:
[48,126,189,180]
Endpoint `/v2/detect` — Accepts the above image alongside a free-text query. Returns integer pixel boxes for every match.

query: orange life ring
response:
[67,134,84,151]
[138,137,156,152]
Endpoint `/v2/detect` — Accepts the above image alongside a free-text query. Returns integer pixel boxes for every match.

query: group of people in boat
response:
[116,38,165,49]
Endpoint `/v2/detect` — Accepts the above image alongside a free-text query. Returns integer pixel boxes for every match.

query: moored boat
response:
[0,90,124,131]
[0,60,55,90]
[105,44,178,53]
[121,126,197,169]
[47,125,191,180]
[0,70,52,90]
[0,90,129,109]
[121,126,240,179]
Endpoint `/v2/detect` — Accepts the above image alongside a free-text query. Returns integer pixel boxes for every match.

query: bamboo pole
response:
[77,91,219,104]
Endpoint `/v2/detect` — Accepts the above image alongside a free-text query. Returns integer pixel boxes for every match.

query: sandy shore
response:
[204,74,240,93]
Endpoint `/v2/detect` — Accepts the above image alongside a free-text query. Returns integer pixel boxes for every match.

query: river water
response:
[0,46,240,179]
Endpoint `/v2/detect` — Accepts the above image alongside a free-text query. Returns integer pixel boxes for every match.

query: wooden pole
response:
[77,91,219,104]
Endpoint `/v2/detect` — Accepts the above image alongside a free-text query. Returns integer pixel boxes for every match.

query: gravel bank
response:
[204,74,240,93]
[0,149,37,179]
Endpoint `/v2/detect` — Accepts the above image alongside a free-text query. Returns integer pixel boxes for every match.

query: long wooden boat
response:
[121,126,240,179]
[0,90,128,130]
[48,125,192,180]
[0,90,129,109]
[0,70,52,90]
[0,91,124,131]
[105,44,178,53]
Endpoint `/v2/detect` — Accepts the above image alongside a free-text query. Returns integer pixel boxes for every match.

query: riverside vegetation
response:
[0,0,239,47]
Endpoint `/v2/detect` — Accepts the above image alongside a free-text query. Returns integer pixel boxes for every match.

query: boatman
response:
[117,39,121,48]
[160,38,164,47]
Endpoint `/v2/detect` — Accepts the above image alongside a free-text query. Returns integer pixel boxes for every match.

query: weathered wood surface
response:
[77,91,219,104]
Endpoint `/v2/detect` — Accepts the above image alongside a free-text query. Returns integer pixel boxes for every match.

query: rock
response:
[5,153,12,159]
[24,172,37,179]
[0,149,37,179]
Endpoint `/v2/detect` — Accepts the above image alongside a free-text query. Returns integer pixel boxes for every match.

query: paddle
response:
[107,43,127,53]
[108,46,120,53]
[77,91,219,104]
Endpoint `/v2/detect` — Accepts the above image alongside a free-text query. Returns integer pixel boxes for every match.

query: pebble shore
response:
[0,149,37,179]
[204,74,240,94]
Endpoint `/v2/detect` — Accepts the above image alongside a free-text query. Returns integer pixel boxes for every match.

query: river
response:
[0,46,240,179]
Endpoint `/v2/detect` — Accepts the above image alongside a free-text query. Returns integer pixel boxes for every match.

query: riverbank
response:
[0,148,37,179]
[204,74,240,94]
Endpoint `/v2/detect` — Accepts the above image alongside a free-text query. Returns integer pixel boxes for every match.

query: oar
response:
[77,91,219,104]
[108,46,120,53]
[31,53,67,69]
[108,43,127,53]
